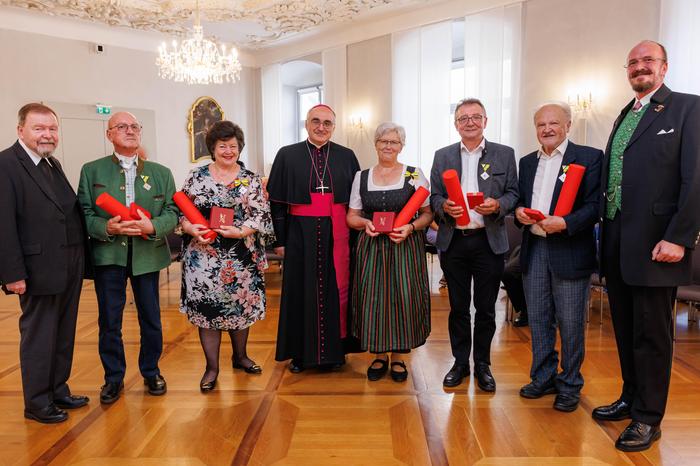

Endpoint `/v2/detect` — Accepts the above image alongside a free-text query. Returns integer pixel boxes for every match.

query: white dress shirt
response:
[18,139,51,166]
[115,152,138,207]
[460,139,485,229]
[530,138,568,237]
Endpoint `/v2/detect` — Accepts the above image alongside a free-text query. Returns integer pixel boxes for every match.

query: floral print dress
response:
[180,164,274,330]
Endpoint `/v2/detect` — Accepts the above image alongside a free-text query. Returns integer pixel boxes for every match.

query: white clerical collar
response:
[18,138,51,166]
[460,138,485,156]
[634,84,662,111]
[537,138,569,160]
[115,152,138,169]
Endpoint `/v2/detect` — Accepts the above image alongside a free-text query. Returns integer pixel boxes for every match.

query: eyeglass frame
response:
[307,118,335,129]
[623,56,666,69]
[376,139,403,148]
[108,123,143,133]
[455,114,485,125]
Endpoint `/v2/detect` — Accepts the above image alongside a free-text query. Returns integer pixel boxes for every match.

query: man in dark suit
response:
[430,98,518,391]
[594,40,700,452]
[515,102,602,413]
[0,103,89,423]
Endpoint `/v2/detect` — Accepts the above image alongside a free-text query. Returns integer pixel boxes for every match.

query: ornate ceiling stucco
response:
[0,0,424,47]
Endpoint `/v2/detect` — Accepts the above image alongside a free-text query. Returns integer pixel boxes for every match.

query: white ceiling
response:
[0,0,432,49]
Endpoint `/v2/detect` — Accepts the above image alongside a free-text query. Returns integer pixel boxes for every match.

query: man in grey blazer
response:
[430,98,518,391]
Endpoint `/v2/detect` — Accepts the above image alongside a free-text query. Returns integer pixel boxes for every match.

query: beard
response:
[631,80,655,93]
[36,142,56,157]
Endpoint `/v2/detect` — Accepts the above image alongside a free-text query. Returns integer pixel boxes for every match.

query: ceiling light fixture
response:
[156,0,241,85]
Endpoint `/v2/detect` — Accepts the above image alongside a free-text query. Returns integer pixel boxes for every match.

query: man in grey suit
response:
[430,98,518,391]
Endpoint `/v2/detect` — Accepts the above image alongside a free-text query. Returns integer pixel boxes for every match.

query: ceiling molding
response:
[0,0,430,48]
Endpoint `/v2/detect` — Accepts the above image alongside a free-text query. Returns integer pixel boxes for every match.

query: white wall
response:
[346,35,393,170]
[0,28,260,187]
[518,0,660,155]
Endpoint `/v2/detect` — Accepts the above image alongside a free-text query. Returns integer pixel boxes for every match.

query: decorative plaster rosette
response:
[1,0,420,47]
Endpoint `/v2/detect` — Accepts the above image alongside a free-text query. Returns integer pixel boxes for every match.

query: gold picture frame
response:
[188,96,224,163]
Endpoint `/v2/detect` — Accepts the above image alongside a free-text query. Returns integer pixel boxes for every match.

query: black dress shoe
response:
[100,381,124,404]
[553,392,580,412]
[513,314,529,327]
[232,360,263,374]
[475,363,496,392]
[54,394,89,409]
[519,379,557,399]
[199,375,218,393]
[592,398,632,421]
[288,359,304,374]
[24,404,68,424]
[390,361,408,382]
[144,374,167,396]
[615,421,661,452]
[443,363,470,388]
[367,357,389,381]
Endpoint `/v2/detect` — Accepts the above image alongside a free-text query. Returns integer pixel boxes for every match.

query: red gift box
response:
[523,208,546,222]
[372,212,396,233]
[210,207,235,229]
[466,192,484,209]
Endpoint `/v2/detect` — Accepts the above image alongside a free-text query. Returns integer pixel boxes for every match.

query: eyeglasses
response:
[455,115,484,125]
[624,57,665,69]
[377,139,401,147]
[376,139,402,147]
[308,118,335,129]
[108,123,142,133]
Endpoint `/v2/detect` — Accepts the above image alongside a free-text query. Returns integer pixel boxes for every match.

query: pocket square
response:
[657,128,675,135]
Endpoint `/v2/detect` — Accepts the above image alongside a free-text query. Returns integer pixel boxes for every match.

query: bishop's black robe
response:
[268,140,360,367]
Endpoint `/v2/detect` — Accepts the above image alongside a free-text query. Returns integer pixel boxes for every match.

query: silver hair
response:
[454,98,487,118]
[533,101,572,123]
[374,122,406,145]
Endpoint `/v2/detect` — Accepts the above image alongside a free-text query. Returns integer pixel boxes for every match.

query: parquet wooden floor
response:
[1,260,700,465]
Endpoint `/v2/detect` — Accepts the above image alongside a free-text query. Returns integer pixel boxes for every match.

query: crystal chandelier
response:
[156,0,242,85]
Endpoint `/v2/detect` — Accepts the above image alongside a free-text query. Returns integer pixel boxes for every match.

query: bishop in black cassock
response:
[267,104,360,372]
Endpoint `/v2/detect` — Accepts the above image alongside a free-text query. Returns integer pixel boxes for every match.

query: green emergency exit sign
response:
[96,105,111,115]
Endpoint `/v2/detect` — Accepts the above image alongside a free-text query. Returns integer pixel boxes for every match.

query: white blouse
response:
[349,164,430,210]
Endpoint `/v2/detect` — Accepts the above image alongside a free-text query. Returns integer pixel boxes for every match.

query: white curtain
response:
[261,63,282,175]
[660,0,700,94]
[392,5,522,175]
[392,21,452,176]
[463,3,522,147]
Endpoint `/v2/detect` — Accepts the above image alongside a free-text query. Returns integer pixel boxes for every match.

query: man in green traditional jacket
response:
[78,112,178,404]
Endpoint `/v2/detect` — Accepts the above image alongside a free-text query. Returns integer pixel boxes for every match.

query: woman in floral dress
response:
[179,121,273,391]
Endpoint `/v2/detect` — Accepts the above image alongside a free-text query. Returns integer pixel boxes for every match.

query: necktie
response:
[632,100,642,112]
[38,157,54,182]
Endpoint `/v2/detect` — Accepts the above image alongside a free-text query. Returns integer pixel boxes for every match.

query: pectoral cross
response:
[316,184,329,195]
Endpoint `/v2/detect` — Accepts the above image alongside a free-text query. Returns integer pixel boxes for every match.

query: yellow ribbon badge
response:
[481,163,490,172]
[233,179,250,187]
[141,175,149,183]
[562,165,569,173]
[404,170,418,180]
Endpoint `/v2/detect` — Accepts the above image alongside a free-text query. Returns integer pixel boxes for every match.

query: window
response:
[298,85,323,141]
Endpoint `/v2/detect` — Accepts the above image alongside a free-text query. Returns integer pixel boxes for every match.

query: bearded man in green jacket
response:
[78,111,178,404]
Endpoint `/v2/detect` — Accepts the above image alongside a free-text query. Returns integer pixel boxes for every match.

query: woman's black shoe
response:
[367,358,389,381]
[390,361,408,382]
[232,360,263,374]
[199,370,219,392]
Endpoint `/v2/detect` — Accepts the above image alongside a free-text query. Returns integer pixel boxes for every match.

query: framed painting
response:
[188,96,224,162]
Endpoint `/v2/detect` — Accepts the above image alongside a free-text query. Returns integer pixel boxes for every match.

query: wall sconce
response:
[349,113,367,130]
[567,92,593,114]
